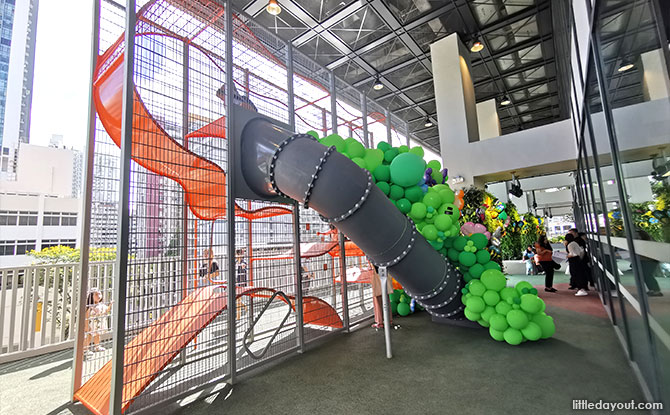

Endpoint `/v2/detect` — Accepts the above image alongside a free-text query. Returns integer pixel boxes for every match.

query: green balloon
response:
[459,251,477,267]
[468,280,486,297]
[489,327,505,341]
[422,224,438,241]
[384,148,399,163]
[397,302,411,316]
[346,140,366,158]
[506,309,529,330]
[434,214,453,232]
[351,157,367,170]
[480,269,506,291]
[464,308,481,322]
[409,202,427,220]
[498,211,508,220]
[321,134,346,152]
[396,198,411,214]
[481,306,496,323]
[476,249,491,264]
[376,181,390,195]
[478,319,490,328]
[463,272,473,283]
[453,236,468,251]
[398,145,409,153]
[423,192,442,209]
[503,327,523,345]
[521,321,542,341]
[499,287,518,302]
[399,294,410,304]
[466,296,486,313]
[389,153,425,187]
[427,160,441,172]
[364,149,384,172]
[470,233,488,250]
[389,185,404,201]
[531,314,556,339]
[404,186,423,203]
[428,239,444,251]
[373,165,391,182]
[438,203,460,221]
[377,141,391,152]
[443,236,455,248]
[489,313,509,332]
[515,281,534,296]
[469,263,485,279]
[484,261,501,271]
[447,248,460,262]
[409,146,424,158]
[431,170,443,184]
[306,130,319,139]
[390,301,398,315]
[438,189,455,204]
[389,292,401,302]
[483,290,501,306]
[495,301,513,316]
[520,294,543,314]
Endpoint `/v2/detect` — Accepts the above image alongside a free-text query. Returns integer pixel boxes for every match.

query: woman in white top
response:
[565,233,588,296]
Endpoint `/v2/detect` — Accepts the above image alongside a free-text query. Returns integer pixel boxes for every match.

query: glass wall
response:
[571,0,669,406]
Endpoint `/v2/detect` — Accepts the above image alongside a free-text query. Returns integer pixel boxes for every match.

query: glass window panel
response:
[360,38,412,72]
[485,16,539,52]
[408,12,464,52]
[296,35,343,66]
[252,8,309,42]
[469,0,535,27]
[495,43,543,72]
[385,62,431,90]
[300,0,356,22]
[330,6,391,50]
[386,0,447,24]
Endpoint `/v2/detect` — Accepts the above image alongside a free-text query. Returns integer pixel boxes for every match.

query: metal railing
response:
[0,260,115,363]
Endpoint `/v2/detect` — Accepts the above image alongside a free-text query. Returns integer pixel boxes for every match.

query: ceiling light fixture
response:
[372,75,384,91]
[470,40,484,53]
[424,117,433,128]
[500,95,511,106]
[266,0,281,15]
[617,62,634,72]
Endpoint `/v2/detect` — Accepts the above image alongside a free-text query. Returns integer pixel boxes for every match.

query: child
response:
[84,288,112,358]
[370,265,399,330]
[523,246,535,275]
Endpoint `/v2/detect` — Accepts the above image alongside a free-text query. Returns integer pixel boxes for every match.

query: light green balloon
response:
[351,157,366,170]
[409,146,424,158]
[506,309,529,330]
[495,301,513,316]
[489,327,505,341]
[499,287,518,302]
[422,224,438,241]
[521,321,542,341]
[423,192,442,209]
[427,160,441,171]
[520,294,543,314]
[364,148,384,172]
[478,319,490,328]
[515,281,534,296]
[409,202,427,220]
[438,188,455,204]
[431,170,443,184]
[346,140,366,159]
[433,214,453,232]
[306,130,319,139]
[481,306,496,323]
[464,308,481,322]
[531,314,556,339]
[321,134,346,153]
[483,290,501,306]
[480,269,506,292]
[466,296,486,313]
[468,280,486,297]
[398,145,409,153]
[503,327,523,345]
[489,313,509,332]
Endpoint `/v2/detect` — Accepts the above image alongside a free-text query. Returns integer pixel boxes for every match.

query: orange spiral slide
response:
[74,42,343,415]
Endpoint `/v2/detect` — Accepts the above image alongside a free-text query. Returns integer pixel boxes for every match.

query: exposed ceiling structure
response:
[234,0,571,153]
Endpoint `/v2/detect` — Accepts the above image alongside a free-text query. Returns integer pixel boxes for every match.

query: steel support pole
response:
[338,231,350,332]
[179,40,190,366]
[404,122,410,147]
[360,93,369,148]
[379,266,392,359]
[109,1,136,413]
[71,0,100,398]
[224,1,237,385]
[292,204,305,351]
[385,108,392,145]
[286,44,295,129]
[330,71,338,134]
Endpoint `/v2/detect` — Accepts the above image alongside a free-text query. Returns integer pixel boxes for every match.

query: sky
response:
[29,0,93,150]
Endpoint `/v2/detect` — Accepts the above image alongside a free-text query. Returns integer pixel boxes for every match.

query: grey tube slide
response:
[241,117,465,322]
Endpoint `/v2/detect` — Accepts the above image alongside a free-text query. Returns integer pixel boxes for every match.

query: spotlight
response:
[266,0,281,15]
[372,75,384,91]
[470,40,484,53]
[617,62,634,72]
[500,95,511,106]
[424,117,433,128]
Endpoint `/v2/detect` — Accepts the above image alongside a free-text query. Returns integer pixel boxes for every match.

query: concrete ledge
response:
[503,260,566,275]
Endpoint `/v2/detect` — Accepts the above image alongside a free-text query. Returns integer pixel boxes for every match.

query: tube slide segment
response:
[240,118,465,321]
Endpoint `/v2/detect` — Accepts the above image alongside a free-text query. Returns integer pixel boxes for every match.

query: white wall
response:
[0,144,76,197]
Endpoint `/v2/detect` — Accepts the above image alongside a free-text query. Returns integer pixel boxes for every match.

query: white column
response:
[476,99,501,140]
[641,49,670,101]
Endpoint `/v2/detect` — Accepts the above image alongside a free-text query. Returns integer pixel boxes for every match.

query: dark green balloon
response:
[447,248,460,262]
[470,233,488,250]
[397,302,411,316]
[476,249,491,264]
[376,181,390,195]
[396,198,411,213]
[384,148,400,163]
[389,185,404,200]
[404,186,424,203]
[469,263,485,278]
[453,236,468,251]
[377,141,392,152]
[484,261,501,271]
[373,165,391,182]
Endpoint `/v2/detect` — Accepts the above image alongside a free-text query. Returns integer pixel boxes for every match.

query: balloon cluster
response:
[444,234,500,282]
[461,269,556,345]
[389,289,423,316]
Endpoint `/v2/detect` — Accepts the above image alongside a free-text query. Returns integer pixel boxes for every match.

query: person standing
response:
[565,233,588,296]
[535,235,557,292]
[235,249,248,287]
[199,248,220,285]
[370,264,397,330]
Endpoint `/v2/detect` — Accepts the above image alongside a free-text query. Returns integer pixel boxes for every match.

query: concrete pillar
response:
[476,99,501,140]
[641,49,670,101]
[431,34,480,186]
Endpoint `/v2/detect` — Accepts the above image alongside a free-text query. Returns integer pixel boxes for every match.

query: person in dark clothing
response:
[578,232,594,288]
[199,248,220,285]
[565,233,588,296]
[235,249,248,287]
[535,235,557,292]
